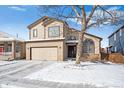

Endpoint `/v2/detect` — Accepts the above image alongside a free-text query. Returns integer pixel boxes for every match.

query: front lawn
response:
[25,61,124,87]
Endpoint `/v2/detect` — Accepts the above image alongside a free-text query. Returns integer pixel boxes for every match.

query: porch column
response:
[12,41,16,59]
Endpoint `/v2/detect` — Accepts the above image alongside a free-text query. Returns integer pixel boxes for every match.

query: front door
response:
[68,45,76,58]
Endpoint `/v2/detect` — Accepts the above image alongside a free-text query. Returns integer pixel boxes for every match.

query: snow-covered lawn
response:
[0,84,23,88]
[0,61,18,66]
[25,61,124,88]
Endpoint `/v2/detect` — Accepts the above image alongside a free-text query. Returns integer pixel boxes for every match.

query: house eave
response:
[69,28,103,40]
[66,40,78,44]
[25,38,65,43]
[27,16,68,29]
[0,38,24,42]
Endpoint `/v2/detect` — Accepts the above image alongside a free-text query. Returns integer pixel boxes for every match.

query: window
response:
[120,29,122,36]
[16,43,21,52]
[67,36,76,40]
[33,29,37,37]
[48,26,60,37]
[114,33,116,41]
[7,45,12,52]
[83,39,95,53]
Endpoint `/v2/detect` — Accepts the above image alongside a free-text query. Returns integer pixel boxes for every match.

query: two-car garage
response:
[31,47,58,61]
[26,39,64,61]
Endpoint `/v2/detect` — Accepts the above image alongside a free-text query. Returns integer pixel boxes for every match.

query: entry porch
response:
[65,39,101,61]
[0,40,25,60]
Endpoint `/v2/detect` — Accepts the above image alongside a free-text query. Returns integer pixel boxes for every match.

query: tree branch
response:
[82,5,87,30]
[87,22,97,29]
[71,5,80,17]
[86,5,98,24]
[98,5,114,18]
[56,14,82,19]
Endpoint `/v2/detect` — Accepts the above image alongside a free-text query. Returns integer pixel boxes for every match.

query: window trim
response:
[33,29,37,37]
[48,26,60,37]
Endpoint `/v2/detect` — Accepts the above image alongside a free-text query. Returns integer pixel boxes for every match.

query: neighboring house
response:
[0,31,25,60]
[108,25,124,55]
[26,16,102,61]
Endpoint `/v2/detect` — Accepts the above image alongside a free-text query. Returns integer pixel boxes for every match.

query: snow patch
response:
[25,62,124,87]
[0,61,18,66]
[0,84,23,88]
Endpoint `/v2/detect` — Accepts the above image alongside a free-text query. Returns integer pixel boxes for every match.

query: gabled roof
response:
[69,28,103,40]
[28,16,102,40]
[0,31,14,38]
[0,31,24,42]
[27,16,68,29]
[108,25,124,38]
[85,32,102,40]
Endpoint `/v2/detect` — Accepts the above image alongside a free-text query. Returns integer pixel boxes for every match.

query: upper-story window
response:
[114,33,116,41]
[33,29,37,37]
[120,29,122,36]
[48,26,60,37]
[67,36,76,40]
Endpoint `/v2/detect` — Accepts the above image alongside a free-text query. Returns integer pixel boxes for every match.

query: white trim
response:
[66,40,78,43]
[0,38,24,42]
[33,29,38,37]
[26,38,65,42]
[0,38,15,41]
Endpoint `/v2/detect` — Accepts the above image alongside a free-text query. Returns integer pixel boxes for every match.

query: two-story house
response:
[108,25,124,54]
[26,16,102,61]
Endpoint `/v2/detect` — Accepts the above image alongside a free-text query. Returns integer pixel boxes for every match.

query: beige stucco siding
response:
[27,17,102,61]
[63,41,68,59]
[65,30,79,40]
[26,40,64,61]
[30,21,64,40]
[19,42,26,59]
[65,29,101,55]
[30,21,45,40]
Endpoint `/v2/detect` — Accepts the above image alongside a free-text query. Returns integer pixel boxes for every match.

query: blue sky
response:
[0,5,124,48]
[0,5,41,40]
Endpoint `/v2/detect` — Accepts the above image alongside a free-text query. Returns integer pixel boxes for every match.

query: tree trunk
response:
[76,31,85,64]
[75,5,86,64]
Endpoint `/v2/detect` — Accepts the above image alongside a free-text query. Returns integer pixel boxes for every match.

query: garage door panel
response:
[31,47,57,61]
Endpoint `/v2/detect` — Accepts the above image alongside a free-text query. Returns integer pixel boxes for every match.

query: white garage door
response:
[31,47,58,61]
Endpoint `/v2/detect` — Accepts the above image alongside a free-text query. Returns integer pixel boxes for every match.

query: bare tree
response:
[38,5,124,64]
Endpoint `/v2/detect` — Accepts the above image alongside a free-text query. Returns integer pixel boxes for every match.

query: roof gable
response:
[27,16,68,29]
[0,31,14,38]
[69,28,102,40]
[0,31,24,42]
[27,16,102,40]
